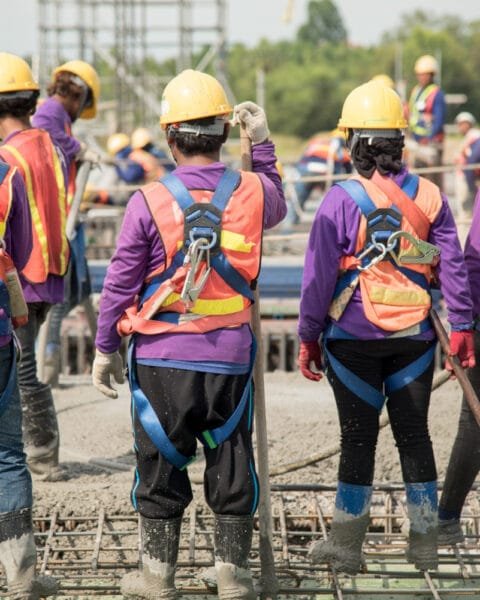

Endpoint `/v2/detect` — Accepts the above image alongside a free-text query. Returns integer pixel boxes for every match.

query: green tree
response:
[297,0,347,46]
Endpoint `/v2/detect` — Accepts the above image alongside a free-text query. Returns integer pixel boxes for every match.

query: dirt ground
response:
[33,371,465,517]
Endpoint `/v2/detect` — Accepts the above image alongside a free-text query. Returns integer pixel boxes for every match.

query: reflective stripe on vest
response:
[334,174,442,332]
[117,168,264,337]
[1,129,69,283]
[409,84,440,138]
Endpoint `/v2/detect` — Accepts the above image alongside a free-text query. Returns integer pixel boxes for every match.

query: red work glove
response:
[297,341,323,382]
[446,330,476,372]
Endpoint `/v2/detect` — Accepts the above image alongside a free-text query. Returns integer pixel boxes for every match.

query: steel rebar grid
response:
[1,487,480,597]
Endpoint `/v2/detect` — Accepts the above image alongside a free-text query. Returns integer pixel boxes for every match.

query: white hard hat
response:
[455,111,476,125]
[414,55,438,75]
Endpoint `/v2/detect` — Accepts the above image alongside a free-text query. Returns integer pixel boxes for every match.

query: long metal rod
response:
[240,126,279,600]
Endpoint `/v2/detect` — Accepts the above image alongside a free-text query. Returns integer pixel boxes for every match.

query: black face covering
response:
[349,134,405,178]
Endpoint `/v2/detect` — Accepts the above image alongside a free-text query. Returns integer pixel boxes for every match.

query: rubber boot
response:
[438,518,464,546]
[214,514,256,600]
[309,482,372,575]
[121,515,181,600]
[405,482,438,570]
[0,508,58,599]
[20,387,64,481]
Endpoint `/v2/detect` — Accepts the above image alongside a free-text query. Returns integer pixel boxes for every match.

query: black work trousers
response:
[439,331,480,518]
[132,364,258,519]
[325,337,437,485]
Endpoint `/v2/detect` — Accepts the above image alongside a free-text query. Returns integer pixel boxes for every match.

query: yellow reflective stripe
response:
[50,146,68,274]
[162,292,245,315]
[2,145,49,269]
[221,230,254,253]
[369,285,430,307]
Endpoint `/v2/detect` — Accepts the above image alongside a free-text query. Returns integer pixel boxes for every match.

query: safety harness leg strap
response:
[128,337,257,469]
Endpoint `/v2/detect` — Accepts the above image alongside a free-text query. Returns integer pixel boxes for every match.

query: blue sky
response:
[3,0,479,58]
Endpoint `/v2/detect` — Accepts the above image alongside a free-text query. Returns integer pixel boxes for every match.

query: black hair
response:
[48,72,93,107]
[348,131,404,178]
[168,116,227,156]
[0,90,40,119]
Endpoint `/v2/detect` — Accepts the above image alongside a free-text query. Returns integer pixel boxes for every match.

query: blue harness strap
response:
[337,180,377,216]
[0,342,17,418]
[128,337,257,470]
[160,173,196,211]
[384,344,435,394]
[139,251,185,307]
[0,162,10,186]
[210,168,241,211]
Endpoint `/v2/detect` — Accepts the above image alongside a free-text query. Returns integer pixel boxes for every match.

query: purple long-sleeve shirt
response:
[32,97,81,169]
[298,168,473,342]
[0,129,67,304]
[464,191,480,323]
[96,141,286,363]
[0,169,33,347]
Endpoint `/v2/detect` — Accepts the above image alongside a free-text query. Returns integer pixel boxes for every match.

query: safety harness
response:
[324,173,438,410]
[129,168,258,470]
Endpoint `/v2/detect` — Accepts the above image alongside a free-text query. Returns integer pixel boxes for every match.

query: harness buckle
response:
[180,237,212,308]
[357,238,388,271]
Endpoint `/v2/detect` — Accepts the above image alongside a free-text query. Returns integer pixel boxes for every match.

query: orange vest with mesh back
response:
[0,129,69,284]
[117,170,264,337]
[0,162,15,239]
[339,174,443,332]
[129,148,165,183]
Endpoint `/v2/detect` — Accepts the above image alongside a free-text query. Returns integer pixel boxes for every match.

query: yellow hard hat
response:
[160,69,232,129]
[414,55,438,75]
[131,127,153,149]
[107,133,130,156]
[338,81,407,130]
[0,52,39,94]
[53,60,100,119]
[331,128,345,139]
[370,74,395,89]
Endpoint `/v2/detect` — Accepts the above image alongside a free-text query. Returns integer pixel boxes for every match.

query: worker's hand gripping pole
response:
[241,125,279,600]
[430,308,480,427]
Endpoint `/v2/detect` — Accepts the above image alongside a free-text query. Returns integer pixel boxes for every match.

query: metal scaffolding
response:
[36,0,229,131]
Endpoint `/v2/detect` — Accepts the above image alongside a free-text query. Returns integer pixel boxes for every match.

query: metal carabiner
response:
[357,239,388,271]
[386,231,440,265]
[180,237,212,307]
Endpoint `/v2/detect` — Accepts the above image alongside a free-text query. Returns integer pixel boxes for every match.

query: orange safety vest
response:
[129,148,165,183]
[117,169,264,336]
[338,174,442,332]
[0,162,14,239]
[304,135,351,164]
[0,129,69,284]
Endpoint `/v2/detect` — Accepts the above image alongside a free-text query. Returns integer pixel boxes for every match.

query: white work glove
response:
[232,101,270,145]
[77,142,102,165]
[92,349,125,399]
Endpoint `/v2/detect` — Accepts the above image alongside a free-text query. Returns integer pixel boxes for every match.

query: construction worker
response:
[32,60,101,386]
[438,192,480,545]
[130,126,175,180]
[454,111,480,213]
[0,54,59,598]
[298,81,474,574]
[92,69,286,600]
[0,53,70,481]
[407,54,446,187]
[107,132,145,184]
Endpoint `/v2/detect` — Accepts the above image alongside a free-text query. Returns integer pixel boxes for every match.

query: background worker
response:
[454,111,480,213]
[130,126,175,180]
[407,54,446,187]
[438,189,480,545]
[92,69,286,600]
[32,60,101,386]
[0,53,70,482]
[0,54,59,598]
[107,132,145,184]
[298,81,474,574]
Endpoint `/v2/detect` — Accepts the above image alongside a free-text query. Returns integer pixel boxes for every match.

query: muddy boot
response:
[438,517,464,546]
[214,515,255,600]
[405,481,438,571]
[0,508,58,599]
[121,515,181,600]
[309,482,372,575]
[21,387,64,481]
